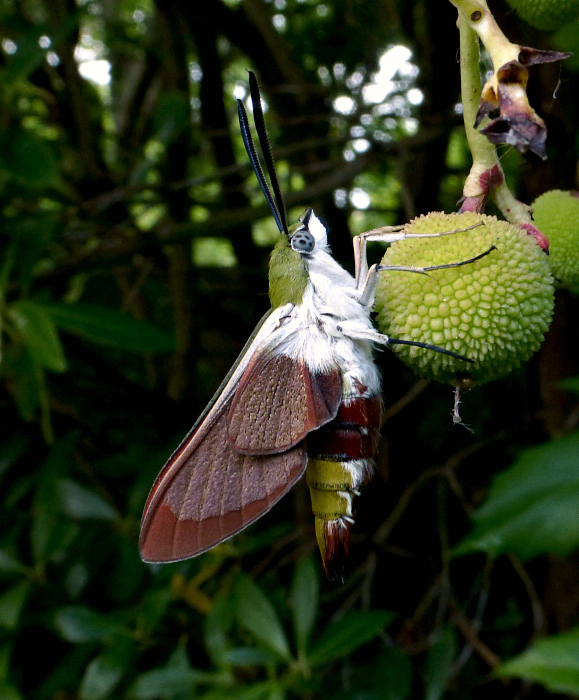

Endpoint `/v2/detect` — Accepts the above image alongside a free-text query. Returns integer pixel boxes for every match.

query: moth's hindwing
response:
[229,353,342,454]
[139,393,308,563]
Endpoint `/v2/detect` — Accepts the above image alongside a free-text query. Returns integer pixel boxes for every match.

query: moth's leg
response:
[353,222,485,292]
[353,225,404,290]
[355,242,496,309]
[353,226,420,292]
[356,262,429,309]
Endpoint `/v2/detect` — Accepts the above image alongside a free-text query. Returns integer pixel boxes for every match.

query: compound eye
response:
[291,230,315,254]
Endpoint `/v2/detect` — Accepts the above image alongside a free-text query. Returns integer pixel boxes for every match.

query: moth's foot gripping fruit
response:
[374,212,554,384]
[531,190,579,294]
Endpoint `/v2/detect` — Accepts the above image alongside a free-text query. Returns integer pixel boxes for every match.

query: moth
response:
[140,72,480,579]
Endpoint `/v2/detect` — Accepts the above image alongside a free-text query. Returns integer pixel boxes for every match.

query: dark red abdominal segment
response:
[306,393,382,580]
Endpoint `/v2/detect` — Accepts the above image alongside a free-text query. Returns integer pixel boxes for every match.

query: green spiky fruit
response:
[374,212,554,384]
[504,0,579,30]
[531,190,579,293]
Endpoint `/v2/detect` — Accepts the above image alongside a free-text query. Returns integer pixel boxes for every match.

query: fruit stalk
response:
[457,8,503,205]
[457,9,530,224]
[451,2,552,249]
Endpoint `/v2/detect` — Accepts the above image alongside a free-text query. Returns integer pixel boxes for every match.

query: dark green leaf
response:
[57,478,118,521]
[31,437,81,564]
[80,642,133,700]
[0,550,27,574]
[496,627,579,695]
[2,345,42,422]
[558,377,579,394]
[0,642,12,680]
[35,645,96,700]
[234,575,292,661]
[0,581,30,630]
[204,593,234,667]
[553,23,579,71]
[0,434,29,478]
[54,606,130,643]
[38,302,175,353]
[266,688,284,700]
[224,647,279,667]
[136,589,172,640]
[372,648,412,700]
[106,535,146,604]
[0,128,60,187]
[233,523,293,556]
[350,649,413,700]
[152,93,190,146]
[129,667,220,699]
[8,300,66,372]
[166,644,190,671]
[4,214,60,296]
[0,683,22,700]
[424,626,457,700]
[31,482,59,565]
[308,610,395,667]
[221,681,280,700]
[290,557,319,656]
[65,563,90,599]
[454,432,579,560]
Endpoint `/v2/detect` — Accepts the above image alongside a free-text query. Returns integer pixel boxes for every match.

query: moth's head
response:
[289,208,328,255]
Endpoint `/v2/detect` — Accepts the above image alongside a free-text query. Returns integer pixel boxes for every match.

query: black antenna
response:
[247,72,288,237]
[237,98,284,234]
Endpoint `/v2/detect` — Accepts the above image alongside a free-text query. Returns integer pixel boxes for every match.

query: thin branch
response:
[381,379,430,424]
[451,601,501,668]
[508,552,546,640]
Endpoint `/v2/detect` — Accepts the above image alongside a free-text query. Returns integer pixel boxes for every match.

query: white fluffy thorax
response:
[273,214,382,396]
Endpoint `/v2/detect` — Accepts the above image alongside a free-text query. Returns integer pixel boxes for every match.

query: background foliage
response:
[1,0,579,698]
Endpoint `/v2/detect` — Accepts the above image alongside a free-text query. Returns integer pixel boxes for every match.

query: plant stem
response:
[458,10,499,196]
[453,3,533,225]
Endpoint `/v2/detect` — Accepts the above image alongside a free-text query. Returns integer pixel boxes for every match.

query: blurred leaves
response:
[455,431,579,560]
[290,556,318,659]
[307,609,395,668]
[129,660,222,700]
[54,606,131,644]
[39,302,176,353]
[45,567,394,700]
[0,581,30,630]
[79,642,132,700]
[424,627,457,700]
[2,299,174,439]
[0,0,578,699]
[496,627,579,695]
[233,573,293,661]
[8,300,66,372]
[0,128,60,188]
[56,478,119,522]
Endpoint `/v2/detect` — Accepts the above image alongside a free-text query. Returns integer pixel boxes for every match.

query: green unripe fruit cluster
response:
[531,190,579,294]
[504,0,579,30]
[374,212,554,384]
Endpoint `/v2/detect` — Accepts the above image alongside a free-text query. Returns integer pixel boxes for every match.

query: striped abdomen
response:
[305,386,381,580]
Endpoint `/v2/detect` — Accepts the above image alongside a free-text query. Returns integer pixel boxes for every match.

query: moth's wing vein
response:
[228,352,342,454]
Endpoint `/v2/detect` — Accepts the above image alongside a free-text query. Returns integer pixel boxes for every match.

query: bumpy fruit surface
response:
[375,212,554,384]
[531,190,579,293]
[504,0,579,30]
